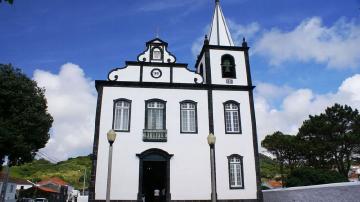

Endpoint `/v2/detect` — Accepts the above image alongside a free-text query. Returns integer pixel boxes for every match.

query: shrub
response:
[285,167,348,187]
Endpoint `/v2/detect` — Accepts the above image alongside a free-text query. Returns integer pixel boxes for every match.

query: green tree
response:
[298,104,360,177]
[285,167,348,187]
[0,64,53,167]
[261,131,300,186]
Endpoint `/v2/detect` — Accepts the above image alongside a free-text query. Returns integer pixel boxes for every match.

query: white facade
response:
[90,1,261,201]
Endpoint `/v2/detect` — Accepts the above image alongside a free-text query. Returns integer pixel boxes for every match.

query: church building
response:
[89,0,262,201]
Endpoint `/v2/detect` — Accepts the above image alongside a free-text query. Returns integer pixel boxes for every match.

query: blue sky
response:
[1,0,360,159]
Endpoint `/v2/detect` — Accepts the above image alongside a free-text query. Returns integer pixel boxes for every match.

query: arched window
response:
[145,99,166,130]
[180,100,198,133]
[151,47,163,60]
[113,99,131,131]
[227,154,244,189]
[221,54,236,78]
[223,101,241,134]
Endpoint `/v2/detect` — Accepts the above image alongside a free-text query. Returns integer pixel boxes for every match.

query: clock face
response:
[151,68,162,78]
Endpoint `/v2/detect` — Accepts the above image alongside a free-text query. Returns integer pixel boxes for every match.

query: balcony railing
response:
[143,129,167,142]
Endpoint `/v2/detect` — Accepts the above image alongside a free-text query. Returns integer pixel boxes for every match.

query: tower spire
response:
[208,0,234,46]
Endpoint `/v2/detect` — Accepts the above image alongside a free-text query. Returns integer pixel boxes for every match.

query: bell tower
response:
[195,0,251,87]
[194,0,263,201]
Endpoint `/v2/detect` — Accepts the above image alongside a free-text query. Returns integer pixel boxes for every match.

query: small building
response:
[15,179,33,191]
[89,0,262,201]
[19,177,73,202]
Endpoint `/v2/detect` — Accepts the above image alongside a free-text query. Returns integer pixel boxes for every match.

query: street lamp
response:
[77,169,87,196]
[106,129,116,202]
[207,133,217,202]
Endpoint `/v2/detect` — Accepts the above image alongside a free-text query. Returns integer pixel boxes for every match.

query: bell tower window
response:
[221,54,236,78]
[151,47,163,60]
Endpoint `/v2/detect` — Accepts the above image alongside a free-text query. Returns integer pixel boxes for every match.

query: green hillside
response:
[8,153,279,190]
[10,155,91,190]
[259,153,279,179]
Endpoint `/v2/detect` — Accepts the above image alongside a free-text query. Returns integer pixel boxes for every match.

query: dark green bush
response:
[285,167,348,187]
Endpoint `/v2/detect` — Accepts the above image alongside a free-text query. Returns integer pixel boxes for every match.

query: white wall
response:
[209,49,248,86]
[95,87,257,200]
[212,90,257,199]
[95,87,211,200]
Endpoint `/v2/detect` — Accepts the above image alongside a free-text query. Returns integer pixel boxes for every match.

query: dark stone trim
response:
[170,66,173,84]
[223,100,242,134]
[139,64,143,82]
[150,68,163,79]
[146,37,168,47]
[195,45,249,68]
[216,1,220,45]
[244,47,263,202]
[179,100,198,134]
[95,80,254,91]
[89,86,104,201]
[126,61,187,68]
[144,99,167,130]
[112,98,132,132]
[136,148,173,202]
[204,46,212,85]
[227,154,245,189]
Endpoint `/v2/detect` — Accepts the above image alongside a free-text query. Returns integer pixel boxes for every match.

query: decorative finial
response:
[204,35,209,45]
[242,37,248,47]
[215,0,220,4]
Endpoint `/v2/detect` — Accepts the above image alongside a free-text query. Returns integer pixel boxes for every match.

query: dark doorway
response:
[143,161,166,202]
[137,149,173,202]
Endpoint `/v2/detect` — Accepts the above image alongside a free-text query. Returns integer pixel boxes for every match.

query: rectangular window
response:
[180,102,197,133]
[228,155,244,189]
[224,102,241,133]
[146,101,165,130]
[113,99,131,131]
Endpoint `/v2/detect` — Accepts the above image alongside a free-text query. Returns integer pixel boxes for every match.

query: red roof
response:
[37,177,68,186]
[37,186,58,193]
[267,180,283,188]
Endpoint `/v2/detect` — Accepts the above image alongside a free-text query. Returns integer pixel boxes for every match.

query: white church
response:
[89,0,262,201]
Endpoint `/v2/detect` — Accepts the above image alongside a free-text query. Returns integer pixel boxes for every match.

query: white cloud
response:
[255,74,360,152]
[254,17,360,69]
[33,63,96,161]
[227,20,260,45]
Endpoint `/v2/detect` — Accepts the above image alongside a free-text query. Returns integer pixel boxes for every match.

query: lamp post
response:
[207,133,217,202]
[106,129,116,202]
[78,168,87,196]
